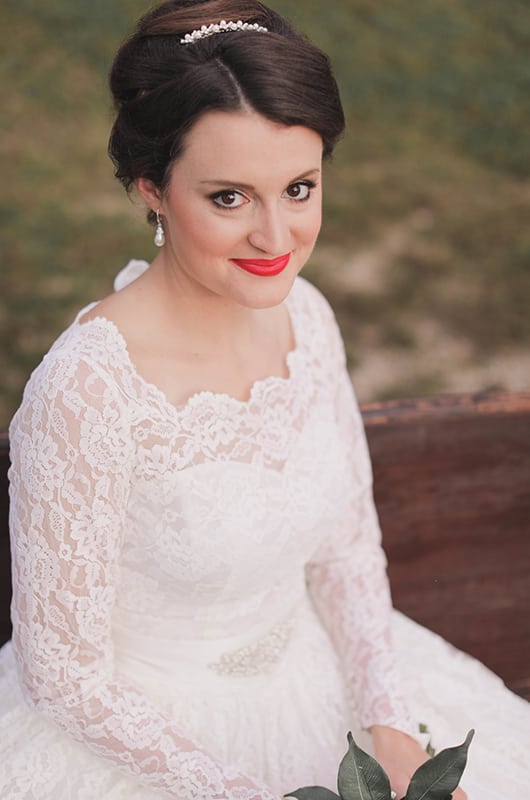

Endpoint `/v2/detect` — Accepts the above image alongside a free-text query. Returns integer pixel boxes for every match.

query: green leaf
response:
[404,730,475,800]
[284,787,341,800]
[337,732,392,800]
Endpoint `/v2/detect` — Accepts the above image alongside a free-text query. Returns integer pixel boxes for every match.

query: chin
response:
[235,270,299,309]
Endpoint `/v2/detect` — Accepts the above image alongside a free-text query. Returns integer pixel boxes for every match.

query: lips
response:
[230,253,291,277]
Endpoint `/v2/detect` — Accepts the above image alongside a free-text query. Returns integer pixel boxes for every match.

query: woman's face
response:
[139,109,323,309]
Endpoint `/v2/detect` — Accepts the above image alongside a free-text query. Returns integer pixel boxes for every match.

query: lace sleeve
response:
[9,350,278,800]
[304,298,419,737]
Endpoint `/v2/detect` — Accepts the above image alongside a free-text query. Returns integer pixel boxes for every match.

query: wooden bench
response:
[1,392,529,700]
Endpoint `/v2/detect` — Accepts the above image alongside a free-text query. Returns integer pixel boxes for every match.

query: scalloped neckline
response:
[74,290,303,415]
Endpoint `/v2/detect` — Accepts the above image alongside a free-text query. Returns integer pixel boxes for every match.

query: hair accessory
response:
[180,19,268,45]
[154,209,165,247]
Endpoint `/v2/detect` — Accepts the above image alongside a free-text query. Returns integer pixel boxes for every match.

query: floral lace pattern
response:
[5,273,418,797]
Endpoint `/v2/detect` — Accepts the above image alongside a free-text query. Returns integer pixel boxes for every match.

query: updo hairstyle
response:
[109,0,345,223]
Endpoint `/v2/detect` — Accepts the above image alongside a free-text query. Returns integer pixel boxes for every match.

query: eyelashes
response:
[283,180,316,201]
[210,190,246,209]
[209,180,318,210]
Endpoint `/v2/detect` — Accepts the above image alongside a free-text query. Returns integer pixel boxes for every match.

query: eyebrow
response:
[199,168,321,191]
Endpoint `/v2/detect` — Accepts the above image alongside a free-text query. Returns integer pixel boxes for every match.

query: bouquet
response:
[285,729,474,800]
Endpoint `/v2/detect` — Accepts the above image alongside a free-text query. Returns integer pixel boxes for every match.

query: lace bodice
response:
[8,268,417,798]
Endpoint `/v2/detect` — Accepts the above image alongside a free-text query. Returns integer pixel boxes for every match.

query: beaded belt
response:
[113,613,298,681]
[207,618,295,677]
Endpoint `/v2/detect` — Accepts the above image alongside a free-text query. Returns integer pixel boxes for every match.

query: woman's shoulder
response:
[44,313,127,377]
[290,274,335,317]
[289,275,343,351]
[12,309,130,430]
[23,260,149,398]
[9,313,136,466]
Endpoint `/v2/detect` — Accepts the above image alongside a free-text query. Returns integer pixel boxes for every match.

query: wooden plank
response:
[363,392,530,699]
[362,390,530,423]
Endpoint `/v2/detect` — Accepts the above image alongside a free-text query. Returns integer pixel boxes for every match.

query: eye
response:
[283,181,316,202]
[210,190,248,209]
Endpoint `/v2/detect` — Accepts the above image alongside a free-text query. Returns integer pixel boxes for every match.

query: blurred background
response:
[1,0,529,428]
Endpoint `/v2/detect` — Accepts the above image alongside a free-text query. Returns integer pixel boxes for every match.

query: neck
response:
[147,253,271,355]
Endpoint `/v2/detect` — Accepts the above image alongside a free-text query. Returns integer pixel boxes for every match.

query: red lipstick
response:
[230,253,291,277]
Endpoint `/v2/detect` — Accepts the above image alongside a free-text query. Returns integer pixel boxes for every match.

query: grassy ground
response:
[1,0,529,426]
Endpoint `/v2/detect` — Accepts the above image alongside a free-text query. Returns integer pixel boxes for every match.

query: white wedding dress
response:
[0,263,528,799]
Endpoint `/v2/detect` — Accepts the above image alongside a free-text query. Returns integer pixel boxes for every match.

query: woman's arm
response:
[305,362,418,735]
[9,351,277,800]
[302,293,418,736]
[302,293,469,797]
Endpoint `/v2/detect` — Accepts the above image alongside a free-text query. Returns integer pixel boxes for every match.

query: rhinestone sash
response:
[207,619,295,677]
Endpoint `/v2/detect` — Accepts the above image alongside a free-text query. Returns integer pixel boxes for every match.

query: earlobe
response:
[135,177,162,212]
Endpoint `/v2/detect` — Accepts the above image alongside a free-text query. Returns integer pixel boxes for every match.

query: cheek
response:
[300,205,322,244]
[170,201,237,255]
[197,219,247,260]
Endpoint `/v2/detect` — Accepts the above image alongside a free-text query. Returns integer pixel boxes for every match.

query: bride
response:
[1,2,528,798]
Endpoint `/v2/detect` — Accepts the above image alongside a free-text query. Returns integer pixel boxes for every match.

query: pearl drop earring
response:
[154,210,165,247]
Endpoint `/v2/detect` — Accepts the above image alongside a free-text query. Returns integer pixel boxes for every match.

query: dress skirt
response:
[0,601,528,799]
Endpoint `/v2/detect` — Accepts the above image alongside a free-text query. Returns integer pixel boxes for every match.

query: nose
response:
[248,202,291,255]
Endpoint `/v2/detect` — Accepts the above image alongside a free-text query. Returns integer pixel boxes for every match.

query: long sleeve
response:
[304,297,419,737]
[8,348,278,800]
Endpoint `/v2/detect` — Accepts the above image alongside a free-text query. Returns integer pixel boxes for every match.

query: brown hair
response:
[109,0,345,222]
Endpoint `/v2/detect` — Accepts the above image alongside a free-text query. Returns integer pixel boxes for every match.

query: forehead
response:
[173,110,323,183]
